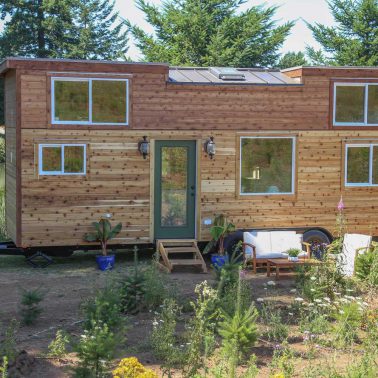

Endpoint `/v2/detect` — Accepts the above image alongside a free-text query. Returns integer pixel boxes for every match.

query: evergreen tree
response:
[306,0,378,66]
[126,0,294,67]
[277,51,308,69]
[67,0,128,60]
[0,0,76,58]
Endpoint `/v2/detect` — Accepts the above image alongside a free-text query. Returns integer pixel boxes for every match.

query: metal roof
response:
[168,67,300,85]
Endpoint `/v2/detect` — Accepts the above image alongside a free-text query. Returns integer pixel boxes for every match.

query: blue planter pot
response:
[211,254,229,269]
[96,254,115,271]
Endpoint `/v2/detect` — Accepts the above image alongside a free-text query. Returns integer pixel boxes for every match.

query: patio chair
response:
[336,233,372,276]
[242,230,311,273]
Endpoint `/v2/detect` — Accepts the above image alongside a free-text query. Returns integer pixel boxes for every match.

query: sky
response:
[115,0,336,60]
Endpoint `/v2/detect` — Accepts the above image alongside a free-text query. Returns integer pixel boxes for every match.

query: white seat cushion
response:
[270,231,302,253]
[341,233,372,276]
[243,231,271,258]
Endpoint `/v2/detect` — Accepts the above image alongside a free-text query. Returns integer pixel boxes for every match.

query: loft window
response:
[240,136,296,195]
[334,83,378,126]
[39,144,86,175]
[345,144,378,187]
[52,78,129,125]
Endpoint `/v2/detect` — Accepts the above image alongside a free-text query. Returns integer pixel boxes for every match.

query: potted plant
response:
[84,216,122,271]
[203,214,236,269]
[286,248,301,262]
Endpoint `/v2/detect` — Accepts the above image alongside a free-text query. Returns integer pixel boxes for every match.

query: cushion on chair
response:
[243,231,271,257]
[270,231,301,252]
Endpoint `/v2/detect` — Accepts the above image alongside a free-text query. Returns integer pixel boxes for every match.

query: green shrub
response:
[82,285,123,332]
[0,357,7,378]
[48,330,70,358]
[260,304,289,342]
[20,288,45,325]
[75,321,120,378]
[0,137,5,164]
[0,319,18,363]
[355,242,378,287]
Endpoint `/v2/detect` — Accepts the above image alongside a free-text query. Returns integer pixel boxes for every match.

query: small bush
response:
[20,288,45,325]
[0,319,19,363]
[260,305,289,342]
[355,242,378,287]
[75,321,120,378]
[112,357,158,378]
[0,356,8,378]
[48,330,70,358]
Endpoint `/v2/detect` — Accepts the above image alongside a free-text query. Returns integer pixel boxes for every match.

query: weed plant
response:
[0,319,18,363]
[48,330,70,358]
[20,287,45,325]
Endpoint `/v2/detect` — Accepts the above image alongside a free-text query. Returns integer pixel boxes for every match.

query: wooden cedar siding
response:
[4,70,18,243]
[20,129,378,247]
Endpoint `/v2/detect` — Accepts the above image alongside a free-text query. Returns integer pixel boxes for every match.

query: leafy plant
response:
[287,248,301,257]
[0,319,19,363]
[260,305,289,342]
[269,343,295,378]
[84,218,122,256]
[48,330,70,358]
[75,321,120,378]
[355,242,378,287]
[112,357,158,378]
[203,214,235,256]
[0,357,7,378]
[20,288,45,325]
[120,247,146,314]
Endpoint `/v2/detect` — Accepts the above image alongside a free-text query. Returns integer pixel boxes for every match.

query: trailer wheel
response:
[303,229,331,245]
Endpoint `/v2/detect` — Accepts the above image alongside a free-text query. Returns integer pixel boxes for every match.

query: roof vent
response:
[210,67,245,81]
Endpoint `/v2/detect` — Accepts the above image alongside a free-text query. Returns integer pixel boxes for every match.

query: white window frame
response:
[51,77,129,126]
[39,144,87,176]
[333,83,378,126]
[239,136,296,196]
[345,143,378,187]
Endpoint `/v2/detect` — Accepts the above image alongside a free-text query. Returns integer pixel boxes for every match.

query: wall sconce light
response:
[138,136,150,159]
[102,213,113,219]
[204,136,216,159]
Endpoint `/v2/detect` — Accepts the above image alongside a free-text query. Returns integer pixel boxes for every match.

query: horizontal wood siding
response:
[4,70,18,242]
[20,129,378,247]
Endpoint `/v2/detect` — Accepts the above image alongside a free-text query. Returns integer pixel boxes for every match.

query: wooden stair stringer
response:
[156,239,207,273]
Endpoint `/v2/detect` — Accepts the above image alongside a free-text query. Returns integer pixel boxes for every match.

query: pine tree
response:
[0,0,76,58]
[306,0,378,66]
[67,0,128,60]
[126,0,294,67]
[277,51,308,69]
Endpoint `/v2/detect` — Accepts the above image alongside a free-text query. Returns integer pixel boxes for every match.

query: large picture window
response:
[240,137,295,195]
[39,144,86,175]
[52,78,129,125]
[334,83,378,126]
[345,144,378,187]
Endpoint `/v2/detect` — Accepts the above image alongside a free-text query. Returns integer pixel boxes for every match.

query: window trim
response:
[51,77,129,126]
[239,136,296,196]
[345,143,378,187]
[333,83,378,126]
[38,143,87,176]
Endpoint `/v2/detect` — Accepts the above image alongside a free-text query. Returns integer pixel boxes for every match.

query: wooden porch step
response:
[156,239,207,273]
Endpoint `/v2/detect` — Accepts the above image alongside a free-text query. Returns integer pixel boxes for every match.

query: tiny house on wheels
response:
[1,57,378,257]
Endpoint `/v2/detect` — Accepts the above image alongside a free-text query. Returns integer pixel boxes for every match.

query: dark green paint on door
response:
[154,140,196,239]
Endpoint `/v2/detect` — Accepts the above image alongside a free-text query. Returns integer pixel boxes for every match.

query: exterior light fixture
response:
[204,136,216,159]
[102,213,113,219]
[138,136,149,159]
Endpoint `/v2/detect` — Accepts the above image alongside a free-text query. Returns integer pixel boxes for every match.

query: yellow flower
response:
[112,357,158,378]
[271,373,285,378]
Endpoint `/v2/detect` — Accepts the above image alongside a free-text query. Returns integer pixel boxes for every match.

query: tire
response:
[223,230,244,256]
[303,229,331,245]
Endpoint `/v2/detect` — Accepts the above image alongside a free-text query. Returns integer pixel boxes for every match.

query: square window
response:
[346,146,370,184]
[92,80,127,123]
[335,86,365,123]
[373,146,378,185]
[368,85,378,124]
[39,144,86,175]
[54,80,89,122]
[240,137,295,195]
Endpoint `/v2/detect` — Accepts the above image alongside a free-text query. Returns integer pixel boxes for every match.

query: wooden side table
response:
[267,258,320,279]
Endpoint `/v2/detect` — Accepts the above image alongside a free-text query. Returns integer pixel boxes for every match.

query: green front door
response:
[154,140,196,239]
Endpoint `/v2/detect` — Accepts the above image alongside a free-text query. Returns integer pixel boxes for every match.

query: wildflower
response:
[314,299,322,303]
[323,297,331,302]
[334,292,341,296]
[267,281,276,286]
[310,288,316,292]
[256,298,264,302]
[362,302,369,307]
[288,312,294,316]
[289,288,297,293]
[345,295,355,300]
[152,320,158,326]
[310,276,316,281]
[337,196,345,211]
[264,287,268,290]
[346,288,354,292]
[339,310,345,314]
[295,297,304,302]
[308,303,315,307]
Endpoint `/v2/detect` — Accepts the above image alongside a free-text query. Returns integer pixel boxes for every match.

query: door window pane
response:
[373,146,378,184]
[368,85,378,124]
[241,138,294,194]
[42,146,62,172]
[161,147,187,227]
[346,147,370,184]
[335,86,365,123]
[54,81,89,122]
[92,80,127,123]
[64,146,85,173]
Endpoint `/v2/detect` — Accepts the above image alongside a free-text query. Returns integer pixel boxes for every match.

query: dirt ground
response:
[0,250,372,377]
